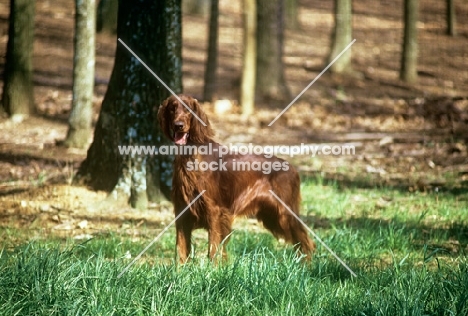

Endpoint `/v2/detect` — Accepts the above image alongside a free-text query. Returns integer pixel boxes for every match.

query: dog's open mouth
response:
[174,131,189,145]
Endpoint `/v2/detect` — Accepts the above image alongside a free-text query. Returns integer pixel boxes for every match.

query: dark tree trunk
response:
[77,0,182,209]
[328,0,352,74]
[400,0,418,83]
[446,0,456,36]
[203,0,219,102]
[97,0,118,34]
[255,0,290,102]
[64,0,96,149]
[1,0,35,118]
[241,0,256,115]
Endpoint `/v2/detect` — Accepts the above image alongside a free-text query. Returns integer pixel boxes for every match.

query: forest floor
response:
[0,0,467,242]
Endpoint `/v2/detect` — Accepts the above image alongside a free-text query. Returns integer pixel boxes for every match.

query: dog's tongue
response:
[174,132,188,145]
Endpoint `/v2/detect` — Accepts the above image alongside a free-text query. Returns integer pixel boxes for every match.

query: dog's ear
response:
[157,98,173,141]
[188,97,215,143]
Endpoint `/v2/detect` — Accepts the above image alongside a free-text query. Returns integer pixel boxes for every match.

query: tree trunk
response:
[400,0,418,83]
[203,0,219,102]
[1,0,35,118]
[255,0,290,102]
[77,0,182,209]
[64,0,96,149]
[328,0,352,74]
[285,0,299,30]
[446,0,456,36]
[241,0,256,115]
[97,0,118,34]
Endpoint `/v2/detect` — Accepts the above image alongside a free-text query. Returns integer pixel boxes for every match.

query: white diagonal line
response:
[269,189,357,278]
[117,190,206,278]
[117,38,207,127]
[268,39,356,126]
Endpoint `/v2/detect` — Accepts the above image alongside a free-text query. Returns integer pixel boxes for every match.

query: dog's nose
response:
[174,121,184,130]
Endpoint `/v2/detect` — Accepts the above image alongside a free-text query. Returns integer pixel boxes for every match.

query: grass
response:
[1,177,468,315]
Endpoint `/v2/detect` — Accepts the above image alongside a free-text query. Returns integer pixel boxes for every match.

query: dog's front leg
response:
[175,218,192,264]
[207,207,233,263]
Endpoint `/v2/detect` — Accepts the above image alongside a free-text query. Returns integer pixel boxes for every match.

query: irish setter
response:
[157,94,315,262]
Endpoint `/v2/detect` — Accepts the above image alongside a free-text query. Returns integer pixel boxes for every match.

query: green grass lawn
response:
[1,177,467,315]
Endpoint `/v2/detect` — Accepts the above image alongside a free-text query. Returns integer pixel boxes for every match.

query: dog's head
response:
[157,94,214,145]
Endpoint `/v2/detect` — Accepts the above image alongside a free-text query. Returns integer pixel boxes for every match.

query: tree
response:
[1,0,35,118]
[203,0,219,102]
[63,0,96,148]
[446,0,456,36]
[77,0,182,209]
[255,0,290,101]
[328,0,353,74]
[97,0,118,34]
[240,0,256,115]
[400,0,418,83]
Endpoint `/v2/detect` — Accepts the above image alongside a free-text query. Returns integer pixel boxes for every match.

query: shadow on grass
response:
[300,171,468,251]
[301,172,468,196]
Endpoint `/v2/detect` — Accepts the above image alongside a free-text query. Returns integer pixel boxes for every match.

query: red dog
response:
[158,94,315,262]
